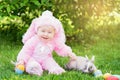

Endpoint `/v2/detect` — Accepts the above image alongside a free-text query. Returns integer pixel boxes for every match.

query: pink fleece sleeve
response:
[17,37,36,63]
[54,43,72,57]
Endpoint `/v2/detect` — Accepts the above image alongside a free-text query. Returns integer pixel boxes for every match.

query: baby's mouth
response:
[41,36,49,40]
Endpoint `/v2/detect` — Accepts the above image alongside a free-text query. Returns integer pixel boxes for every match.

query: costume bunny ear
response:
[53,20,66,44]
[22,18,38,44]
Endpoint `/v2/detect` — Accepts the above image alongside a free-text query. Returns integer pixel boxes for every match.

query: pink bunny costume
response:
[17,10,73,76]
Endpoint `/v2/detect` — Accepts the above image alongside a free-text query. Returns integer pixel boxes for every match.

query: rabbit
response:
[65,55,97,73]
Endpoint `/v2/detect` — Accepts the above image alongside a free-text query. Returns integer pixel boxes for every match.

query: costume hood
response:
[22,10,66,44]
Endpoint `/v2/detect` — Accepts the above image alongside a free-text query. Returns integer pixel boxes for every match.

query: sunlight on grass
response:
[0,27,120,80]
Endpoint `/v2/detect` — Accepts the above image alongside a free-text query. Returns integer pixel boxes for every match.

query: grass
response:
[0,27,120,80]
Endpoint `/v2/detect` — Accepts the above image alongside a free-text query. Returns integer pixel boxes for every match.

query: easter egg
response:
[107,76,119,80]
[93,70,103,77]
[16,64,25,71]
[112,75,120,79]
[103,73,112,79]
[15,68,24,74]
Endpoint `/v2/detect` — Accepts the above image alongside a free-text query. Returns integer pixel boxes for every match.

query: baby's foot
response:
[27,67,43,76]
[49,68,65,75]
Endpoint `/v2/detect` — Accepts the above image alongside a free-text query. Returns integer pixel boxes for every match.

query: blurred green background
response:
[0,0,120,44]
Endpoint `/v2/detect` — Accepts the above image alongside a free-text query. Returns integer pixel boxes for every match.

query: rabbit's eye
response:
[88,66,93,71]
[83,65,87,70]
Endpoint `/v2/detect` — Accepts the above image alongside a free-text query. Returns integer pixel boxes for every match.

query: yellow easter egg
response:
[103,73,112,79]
[17,64,25,71]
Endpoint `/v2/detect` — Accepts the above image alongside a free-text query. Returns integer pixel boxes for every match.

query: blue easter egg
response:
[15,68,24,74]
[94,70,103,77]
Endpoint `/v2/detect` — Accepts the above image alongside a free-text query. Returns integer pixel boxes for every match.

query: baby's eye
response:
[41,30,45,32]
[48,31,52,33]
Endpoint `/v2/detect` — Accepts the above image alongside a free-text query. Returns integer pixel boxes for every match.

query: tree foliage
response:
[0,0,53,41]
[53,0,120,44]
[0,0,120,44]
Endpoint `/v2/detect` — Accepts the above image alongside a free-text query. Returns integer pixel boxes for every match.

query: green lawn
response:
[0,28,120,80]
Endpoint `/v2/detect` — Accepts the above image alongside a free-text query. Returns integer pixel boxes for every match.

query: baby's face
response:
[37,26,55,42]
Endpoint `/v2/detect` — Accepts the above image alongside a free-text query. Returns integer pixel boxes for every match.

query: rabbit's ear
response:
[85,55,89,60]
[11,60,16,65]
[91,56,95,63]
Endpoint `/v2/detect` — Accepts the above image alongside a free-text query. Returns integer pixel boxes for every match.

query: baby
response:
[16,10,76,76]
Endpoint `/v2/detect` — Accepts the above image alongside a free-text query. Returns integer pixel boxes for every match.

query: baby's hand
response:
[68,52,77,60]
[16,60,25,66]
